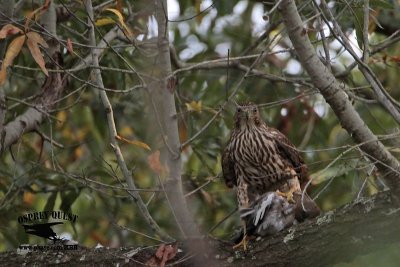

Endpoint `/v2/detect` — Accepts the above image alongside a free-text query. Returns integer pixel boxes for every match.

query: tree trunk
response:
[150,0,201,239]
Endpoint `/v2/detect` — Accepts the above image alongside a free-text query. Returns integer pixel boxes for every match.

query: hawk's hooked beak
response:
[245,111,250,120]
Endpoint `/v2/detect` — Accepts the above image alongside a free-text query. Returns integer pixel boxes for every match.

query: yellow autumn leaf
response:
[56,111,67,129]
[26,31,49,76]
[119,126,134,136]
[105,8,125,24]
[95,18,115,26]
[62,127,73,140]
[0,24,22,39]
[104,8,133,37]
[75,128,88,142]
[0,35,26,86]
[74,147,84,160]
[115,134,151,151]
[185,100,202,112]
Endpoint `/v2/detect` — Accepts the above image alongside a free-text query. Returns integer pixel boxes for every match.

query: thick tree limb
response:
[2,192,399,266]
[276,0,400,201]
[213,191,400,267]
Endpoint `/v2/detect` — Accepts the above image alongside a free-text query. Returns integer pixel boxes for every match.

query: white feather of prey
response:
[240,191,297,236]
[254,192,274,225]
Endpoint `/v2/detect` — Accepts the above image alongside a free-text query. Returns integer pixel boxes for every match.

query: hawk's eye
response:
[253,108,257,113]
[237,108,242,113]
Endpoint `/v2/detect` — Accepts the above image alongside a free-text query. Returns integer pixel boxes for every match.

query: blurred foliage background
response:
[0,0,400,265]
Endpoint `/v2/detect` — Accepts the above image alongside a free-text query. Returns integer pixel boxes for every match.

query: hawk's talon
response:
[276,189,295,203]
[233,234,249,250]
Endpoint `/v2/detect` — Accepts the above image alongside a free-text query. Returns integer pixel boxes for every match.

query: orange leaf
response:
[66,38,74,54]
[0,35,26,86]
[23,191,35,205]
[74,147,84,160]
[0,24,22,39]
[147,150,168,176]
[26,32,49,76]
[115,134,151,150]
[178,119,188,150]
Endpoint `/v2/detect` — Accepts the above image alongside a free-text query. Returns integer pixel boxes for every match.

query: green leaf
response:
[213,1,235,16]
[354,9,364,50]
[370,0,394,9]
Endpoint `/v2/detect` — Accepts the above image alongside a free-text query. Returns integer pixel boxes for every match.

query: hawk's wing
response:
[222,144,237,188]
[270,128,308,183]
[270,128,320,219]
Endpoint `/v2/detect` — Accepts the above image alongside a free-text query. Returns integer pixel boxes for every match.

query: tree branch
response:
[83,0,172,242]
[0,0,65,154]
[1,192,399,266]
[213,191,400,266]
[276,0,400,202]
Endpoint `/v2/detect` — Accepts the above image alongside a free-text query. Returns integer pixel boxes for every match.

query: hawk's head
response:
[234,102,263,129]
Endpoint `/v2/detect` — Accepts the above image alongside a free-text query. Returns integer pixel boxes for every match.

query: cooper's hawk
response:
[222,102,320,249]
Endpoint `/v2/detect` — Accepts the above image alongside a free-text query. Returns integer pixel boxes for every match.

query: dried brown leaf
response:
[0,24,22,39]
[67,38,74,54]
[115,134,151,150]
[146,244,178,267]
[24,0,51,31]
[0,35,26,86]
[26,32,49,76]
